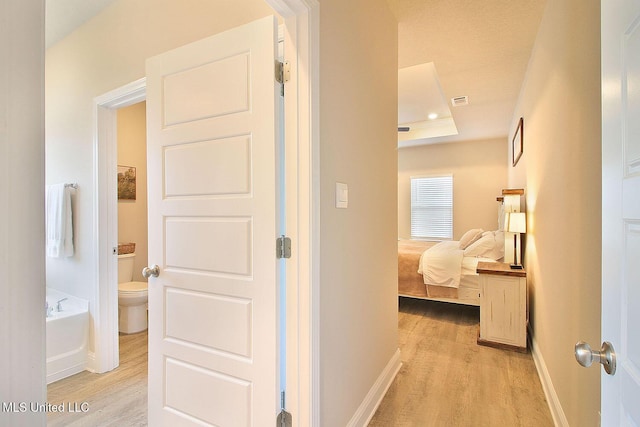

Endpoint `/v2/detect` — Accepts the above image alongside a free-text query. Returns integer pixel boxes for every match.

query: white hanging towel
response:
[46,183,74,257]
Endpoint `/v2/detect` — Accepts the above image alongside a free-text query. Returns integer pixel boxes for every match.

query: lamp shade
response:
[507,212,526,234]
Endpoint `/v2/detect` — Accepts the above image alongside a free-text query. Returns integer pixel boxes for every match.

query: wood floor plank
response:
[46,331,148,427]
[369,298,554,427]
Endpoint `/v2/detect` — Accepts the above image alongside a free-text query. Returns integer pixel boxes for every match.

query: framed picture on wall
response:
[512,117,524,167]
[118,165,136,200]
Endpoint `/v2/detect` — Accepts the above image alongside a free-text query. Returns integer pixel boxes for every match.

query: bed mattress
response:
[398,239,485,305]
[398,240,435,298]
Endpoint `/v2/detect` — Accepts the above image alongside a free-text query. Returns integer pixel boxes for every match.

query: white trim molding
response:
[267,0,319,425]
[529,326,569,427]
[92,77,146,373]
[347,349,402,427]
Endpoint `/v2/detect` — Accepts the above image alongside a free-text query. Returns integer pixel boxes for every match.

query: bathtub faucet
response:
[56,298,68,312]
[45,301,53,317]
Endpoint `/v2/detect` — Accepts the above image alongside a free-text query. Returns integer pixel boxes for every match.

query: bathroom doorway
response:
[93,79,147,373]
[116,102,148,288]
[115,101,149,337]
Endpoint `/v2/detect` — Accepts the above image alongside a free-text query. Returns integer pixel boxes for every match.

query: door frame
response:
[92,77,146,374]
[91,1,319,424]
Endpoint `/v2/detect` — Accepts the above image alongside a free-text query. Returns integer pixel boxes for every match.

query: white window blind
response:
[410,175,453,239]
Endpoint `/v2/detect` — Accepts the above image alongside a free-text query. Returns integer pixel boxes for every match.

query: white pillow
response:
[490,231,505,260]
[464,233,496,257]
[459,228,484,249]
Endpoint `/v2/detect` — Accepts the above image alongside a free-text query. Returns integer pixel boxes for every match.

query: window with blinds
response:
[410,175,453,240]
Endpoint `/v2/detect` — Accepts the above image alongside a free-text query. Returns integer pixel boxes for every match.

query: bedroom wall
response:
[398,138,508,240]
[318,0,399,425]
[508,0,601,425]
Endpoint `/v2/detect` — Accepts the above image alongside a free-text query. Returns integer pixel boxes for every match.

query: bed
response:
[398,229,504,306]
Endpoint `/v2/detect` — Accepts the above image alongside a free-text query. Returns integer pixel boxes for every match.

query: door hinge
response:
[276,391,292,427]
[277,235,291,259]
[275,60,291,84]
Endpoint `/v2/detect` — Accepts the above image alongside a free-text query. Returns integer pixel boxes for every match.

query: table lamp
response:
[507,212,526,269]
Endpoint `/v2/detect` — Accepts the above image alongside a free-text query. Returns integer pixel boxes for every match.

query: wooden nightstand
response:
[476,262,527,352]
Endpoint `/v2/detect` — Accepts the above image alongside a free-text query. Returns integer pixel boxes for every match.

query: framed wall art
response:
[512,117,524,167]
[118,165,136,200]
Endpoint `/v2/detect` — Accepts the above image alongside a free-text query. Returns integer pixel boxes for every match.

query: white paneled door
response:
[601,0,640,425]
[146,16,279,426]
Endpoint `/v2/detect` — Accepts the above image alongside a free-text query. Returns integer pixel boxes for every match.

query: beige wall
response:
[117,102,148,283]
[398,138,508,240]
[1,0,46,423]
[508,0,601,425]
[318,0,398,425]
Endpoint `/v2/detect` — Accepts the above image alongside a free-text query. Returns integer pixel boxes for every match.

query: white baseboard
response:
[346,348,402,427]
[529,326,569,427]
[86,351,97,373]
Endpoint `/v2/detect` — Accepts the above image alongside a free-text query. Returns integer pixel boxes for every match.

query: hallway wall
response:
[0,0,46,424]
[318,0,399,424]
[508,0,602,424]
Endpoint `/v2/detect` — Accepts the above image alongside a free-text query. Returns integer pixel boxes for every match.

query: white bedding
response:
[418,241,463,288]
[418,240,497,288]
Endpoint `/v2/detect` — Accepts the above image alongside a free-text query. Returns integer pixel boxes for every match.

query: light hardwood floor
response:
[46,300,553,426]
[369,297,554,427]
[47,331,148,427]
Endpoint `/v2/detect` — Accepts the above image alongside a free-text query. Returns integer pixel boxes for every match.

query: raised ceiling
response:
[398,62,458,143]
[398,0,547,147]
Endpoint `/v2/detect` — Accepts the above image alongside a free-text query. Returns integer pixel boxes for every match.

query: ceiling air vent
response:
[451,96,469,107]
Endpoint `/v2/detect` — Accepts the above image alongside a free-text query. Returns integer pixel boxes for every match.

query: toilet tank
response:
[117,253,136,284]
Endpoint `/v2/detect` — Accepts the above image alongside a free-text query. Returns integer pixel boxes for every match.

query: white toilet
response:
[117,253,148,334]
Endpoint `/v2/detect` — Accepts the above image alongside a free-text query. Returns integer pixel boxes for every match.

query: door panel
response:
[146,16,279,426]
[165,217,253,276]
[602,0,640,424]
[165,358,252,426]
[164,136,252,197]
[165,288,252,357]
[163,53,250,126]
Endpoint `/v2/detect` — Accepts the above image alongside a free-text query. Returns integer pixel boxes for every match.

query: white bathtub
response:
[46,288,89,384]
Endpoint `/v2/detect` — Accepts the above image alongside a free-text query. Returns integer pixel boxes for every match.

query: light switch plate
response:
[336,182,348,208]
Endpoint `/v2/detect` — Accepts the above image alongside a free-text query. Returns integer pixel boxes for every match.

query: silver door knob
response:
[142,265,160,278]
[575,341,616,375]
